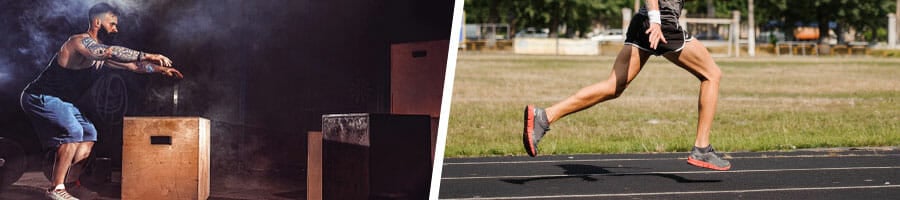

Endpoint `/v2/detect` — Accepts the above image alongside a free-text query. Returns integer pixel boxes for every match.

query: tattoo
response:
[81,37,106,58]
[143,63,155,73]
[92,60,105,69]
[80,37,143,62]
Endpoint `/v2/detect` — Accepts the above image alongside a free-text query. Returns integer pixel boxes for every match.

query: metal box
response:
[322,113,431,199]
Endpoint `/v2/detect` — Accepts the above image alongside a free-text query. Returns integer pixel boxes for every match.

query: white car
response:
[515,27,549,38]
[590,29,624,42]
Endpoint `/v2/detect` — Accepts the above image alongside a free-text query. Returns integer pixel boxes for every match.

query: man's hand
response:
[645,23,667,49]
[160,67,183,79]
[144,53,173,67]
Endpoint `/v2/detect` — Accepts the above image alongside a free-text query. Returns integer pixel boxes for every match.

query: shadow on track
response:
[501,164,720,184]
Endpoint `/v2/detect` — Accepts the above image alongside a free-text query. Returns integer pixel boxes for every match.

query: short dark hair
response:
[88,3,120,21]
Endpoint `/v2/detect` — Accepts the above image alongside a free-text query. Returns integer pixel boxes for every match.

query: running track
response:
[439,148,899,199]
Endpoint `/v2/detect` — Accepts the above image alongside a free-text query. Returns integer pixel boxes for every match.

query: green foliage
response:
[464,0,631,38]
[684,0,750,18]
[466,0,899,41]
[728,0,895,42]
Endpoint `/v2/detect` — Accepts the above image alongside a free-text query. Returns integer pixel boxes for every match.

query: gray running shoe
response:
[687,145,732,171]
[523,105,551,157]
[47,189,80,200]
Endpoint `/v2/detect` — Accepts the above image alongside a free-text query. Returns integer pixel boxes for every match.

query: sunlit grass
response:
[445,52,900,157]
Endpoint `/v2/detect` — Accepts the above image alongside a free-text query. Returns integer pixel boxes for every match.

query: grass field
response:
[445,52,900,157]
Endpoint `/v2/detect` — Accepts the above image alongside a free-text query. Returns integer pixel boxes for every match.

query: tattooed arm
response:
[73,35,142,61]
[70,35,173,67]
[105,60,184,79]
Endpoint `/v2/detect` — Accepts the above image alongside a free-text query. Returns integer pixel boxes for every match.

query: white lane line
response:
[441,166,900,180]
[445,154,899,165]
[441,185,900,200]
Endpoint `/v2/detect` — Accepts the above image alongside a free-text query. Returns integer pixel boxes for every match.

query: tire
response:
[0,138,27,191]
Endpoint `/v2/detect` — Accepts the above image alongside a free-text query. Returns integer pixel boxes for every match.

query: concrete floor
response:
[1,171,305,200]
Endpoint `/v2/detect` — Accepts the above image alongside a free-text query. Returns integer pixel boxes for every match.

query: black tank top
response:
[638,0,684,21]
[24,54,97,103]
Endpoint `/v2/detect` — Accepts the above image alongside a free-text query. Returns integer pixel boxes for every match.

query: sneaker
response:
[523,105,551,157]
[687,145,732,171]
[47,189,80,200]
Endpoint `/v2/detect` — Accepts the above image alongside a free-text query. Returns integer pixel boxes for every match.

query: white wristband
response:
[648,10,662,24]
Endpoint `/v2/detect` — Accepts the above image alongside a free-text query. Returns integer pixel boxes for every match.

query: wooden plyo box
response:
[307,131,323,200]
[390,40,449,163]
[389,40,448,118]
[122,117,210,200]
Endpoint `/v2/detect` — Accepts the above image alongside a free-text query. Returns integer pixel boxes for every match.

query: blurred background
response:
[461,0,900,57]
[445,0,899,158]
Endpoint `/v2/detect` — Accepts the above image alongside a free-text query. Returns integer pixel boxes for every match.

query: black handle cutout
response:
[412,50,427,58]
[150,136,172,145]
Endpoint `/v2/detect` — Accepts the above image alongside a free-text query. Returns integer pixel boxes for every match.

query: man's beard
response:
[97,27,118,45]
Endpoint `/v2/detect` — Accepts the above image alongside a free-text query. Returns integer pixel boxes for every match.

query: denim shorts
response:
[20,93,97,148]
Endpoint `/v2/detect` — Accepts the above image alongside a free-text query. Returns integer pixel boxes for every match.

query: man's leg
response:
[524,45,651,157]
[545,45,652,123]
[662,40,730,170]
[66,141,94,183]
[63,141,100,199]
[62,105,97,185]
[21,94,84,199]
[52,143,78,186]
[72,142,94,164]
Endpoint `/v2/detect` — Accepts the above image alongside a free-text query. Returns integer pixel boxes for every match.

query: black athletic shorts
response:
[624,13,693,56]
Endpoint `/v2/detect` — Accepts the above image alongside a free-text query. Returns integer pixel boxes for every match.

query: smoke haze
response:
[1,0,452,193]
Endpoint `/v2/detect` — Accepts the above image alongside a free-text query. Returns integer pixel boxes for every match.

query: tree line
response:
[465,0,897,42]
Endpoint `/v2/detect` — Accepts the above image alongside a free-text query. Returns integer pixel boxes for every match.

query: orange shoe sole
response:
[687,157,731,171]
[524,105,536,157]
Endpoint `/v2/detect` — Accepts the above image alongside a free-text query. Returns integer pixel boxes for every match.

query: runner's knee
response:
[705,66,722,83]
[693,63,721,83]
[602,85,624,100]
[611,79,629,99]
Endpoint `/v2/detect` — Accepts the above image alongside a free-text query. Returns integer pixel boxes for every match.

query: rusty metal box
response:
[322,113,431,199]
